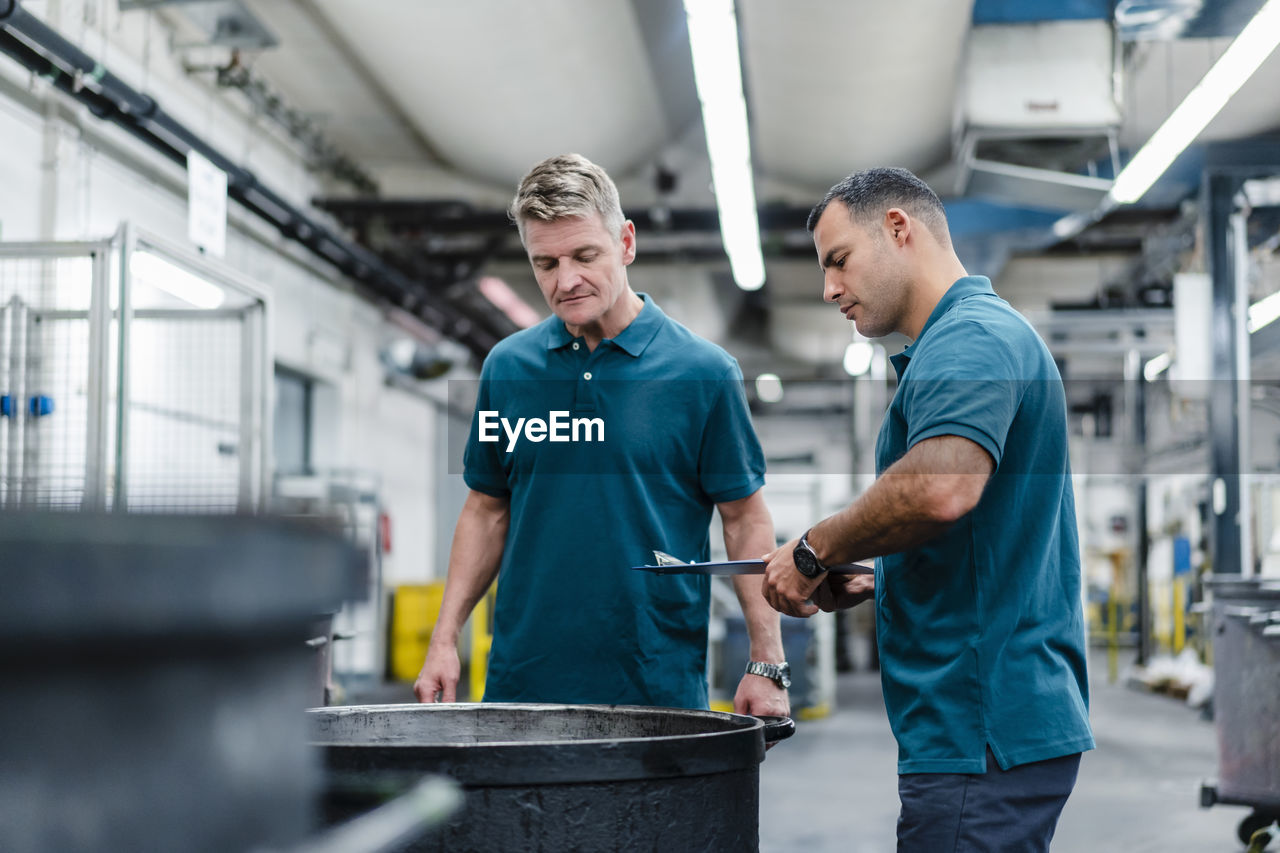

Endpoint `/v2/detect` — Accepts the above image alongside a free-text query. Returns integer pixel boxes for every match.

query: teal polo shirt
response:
[463,294,766,708]
[875,275,1095,774]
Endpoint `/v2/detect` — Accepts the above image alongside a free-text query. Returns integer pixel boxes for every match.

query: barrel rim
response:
[307,702,763,748]
[308,702,768,786]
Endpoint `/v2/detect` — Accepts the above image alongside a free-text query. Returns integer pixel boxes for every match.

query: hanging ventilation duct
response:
[955,19,1121,211]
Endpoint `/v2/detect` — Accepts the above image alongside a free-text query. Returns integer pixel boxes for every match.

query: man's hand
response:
[734,671,790,749]
[812,572,875,612]
[413,642,461,703]
[733,671,790,718]
[761,539,823,617]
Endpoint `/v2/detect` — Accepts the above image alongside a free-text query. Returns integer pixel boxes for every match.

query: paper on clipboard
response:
[633,551,874,576]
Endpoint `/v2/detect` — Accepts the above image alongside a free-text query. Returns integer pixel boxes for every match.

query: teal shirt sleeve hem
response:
[909,422,1003,467]
[463,469,510,498]
[706,474,765,506]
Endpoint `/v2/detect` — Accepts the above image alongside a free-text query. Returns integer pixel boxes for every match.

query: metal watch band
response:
[745,660,791,689]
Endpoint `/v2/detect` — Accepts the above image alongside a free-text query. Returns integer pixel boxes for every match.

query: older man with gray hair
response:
[415,153,788,716]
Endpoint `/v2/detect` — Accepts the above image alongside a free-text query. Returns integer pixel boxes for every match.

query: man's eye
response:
[538,261,557,271]
[835,257,846,269]
[578,254,597,263]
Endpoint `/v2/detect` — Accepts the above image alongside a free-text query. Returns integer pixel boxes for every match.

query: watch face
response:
[793,542,821,577]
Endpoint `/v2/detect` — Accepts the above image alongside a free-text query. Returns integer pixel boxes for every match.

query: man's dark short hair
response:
[807,167,951,247]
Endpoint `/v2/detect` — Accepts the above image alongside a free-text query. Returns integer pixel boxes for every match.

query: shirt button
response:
[583,372,593,380]
[572,342,580,350]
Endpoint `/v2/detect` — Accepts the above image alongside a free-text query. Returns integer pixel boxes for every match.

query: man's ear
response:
[884,208,911,247]
[620,220,637,265]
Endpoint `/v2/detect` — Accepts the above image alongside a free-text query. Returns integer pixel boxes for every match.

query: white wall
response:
[0,94,43,240]
[0,2,445,586]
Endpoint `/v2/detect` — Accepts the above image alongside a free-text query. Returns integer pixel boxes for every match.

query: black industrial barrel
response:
[310,703,794,852]
[1205,576,1280,830]
[0,513,366,853]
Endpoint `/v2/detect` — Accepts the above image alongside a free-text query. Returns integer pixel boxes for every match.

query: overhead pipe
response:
[0,0,498,358]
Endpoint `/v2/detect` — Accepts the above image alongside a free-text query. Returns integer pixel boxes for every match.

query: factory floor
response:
[759,651,1248,853]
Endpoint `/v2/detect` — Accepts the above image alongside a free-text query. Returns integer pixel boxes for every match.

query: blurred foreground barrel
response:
[0,513,366,852]
[310,703,792,852]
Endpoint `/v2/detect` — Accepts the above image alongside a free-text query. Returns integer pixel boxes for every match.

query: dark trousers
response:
[896,749,1081,853]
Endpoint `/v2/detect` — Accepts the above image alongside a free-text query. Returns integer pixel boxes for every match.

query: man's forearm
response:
[809,437,991,565]
[732,575,785,660]
[720,491,784,661]
[432,491,510,646]
[808,474,951,565]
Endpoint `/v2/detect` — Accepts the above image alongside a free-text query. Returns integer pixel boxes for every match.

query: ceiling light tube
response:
[1248,289,1280,333]
[683,0,765,290]
[1143,351,1171,382]
[1108,0,1280,205]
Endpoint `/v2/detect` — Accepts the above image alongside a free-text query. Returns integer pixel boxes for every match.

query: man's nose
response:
[823,272,842,303]
[557,259,583,290]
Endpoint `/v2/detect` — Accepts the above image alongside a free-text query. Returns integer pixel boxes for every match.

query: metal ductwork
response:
[0,0,503,360]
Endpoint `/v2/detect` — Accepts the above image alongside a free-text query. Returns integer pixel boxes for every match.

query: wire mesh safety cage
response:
[0,224,271,513]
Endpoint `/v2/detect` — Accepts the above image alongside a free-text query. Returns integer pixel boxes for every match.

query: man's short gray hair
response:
[509,153,626,244]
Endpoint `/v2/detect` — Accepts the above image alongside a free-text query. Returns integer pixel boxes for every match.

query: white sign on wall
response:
[187,149,227,258]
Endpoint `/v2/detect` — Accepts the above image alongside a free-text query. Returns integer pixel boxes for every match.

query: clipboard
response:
[633,553,873,576]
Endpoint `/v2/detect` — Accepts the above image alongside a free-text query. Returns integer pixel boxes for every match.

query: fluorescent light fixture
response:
[1051,207,1111,242]
[683,0,765,291]
[843,341,874,377]
[1249,289,1280,333]
[1143,351,1172,382]
[477,275,541,329]
[755,373,784,403]
[130,251,225,309]
[1051,213,1087,240]
[1108,0,1280,205]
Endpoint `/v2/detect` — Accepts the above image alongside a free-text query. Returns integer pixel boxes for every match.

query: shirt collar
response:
[891,275,994,379]
[542,292,664,357]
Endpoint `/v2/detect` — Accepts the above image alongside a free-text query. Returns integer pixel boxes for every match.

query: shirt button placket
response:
[572,341,596,412]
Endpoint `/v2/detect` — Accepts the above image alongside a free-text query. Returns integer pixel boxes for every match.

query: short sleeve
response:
[698,363,767,504]
[900,320,1024,465]
[462,362,511,498]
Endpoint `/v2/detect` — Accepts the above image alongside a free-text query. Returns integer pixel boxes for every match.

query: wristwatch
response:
[745,660,791,690]
[792,529,828,579]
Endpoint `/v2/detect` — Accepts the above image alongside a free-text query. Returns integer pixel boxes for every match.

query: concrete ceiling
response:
[739,0,974,189]
[229,0,1280,380]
